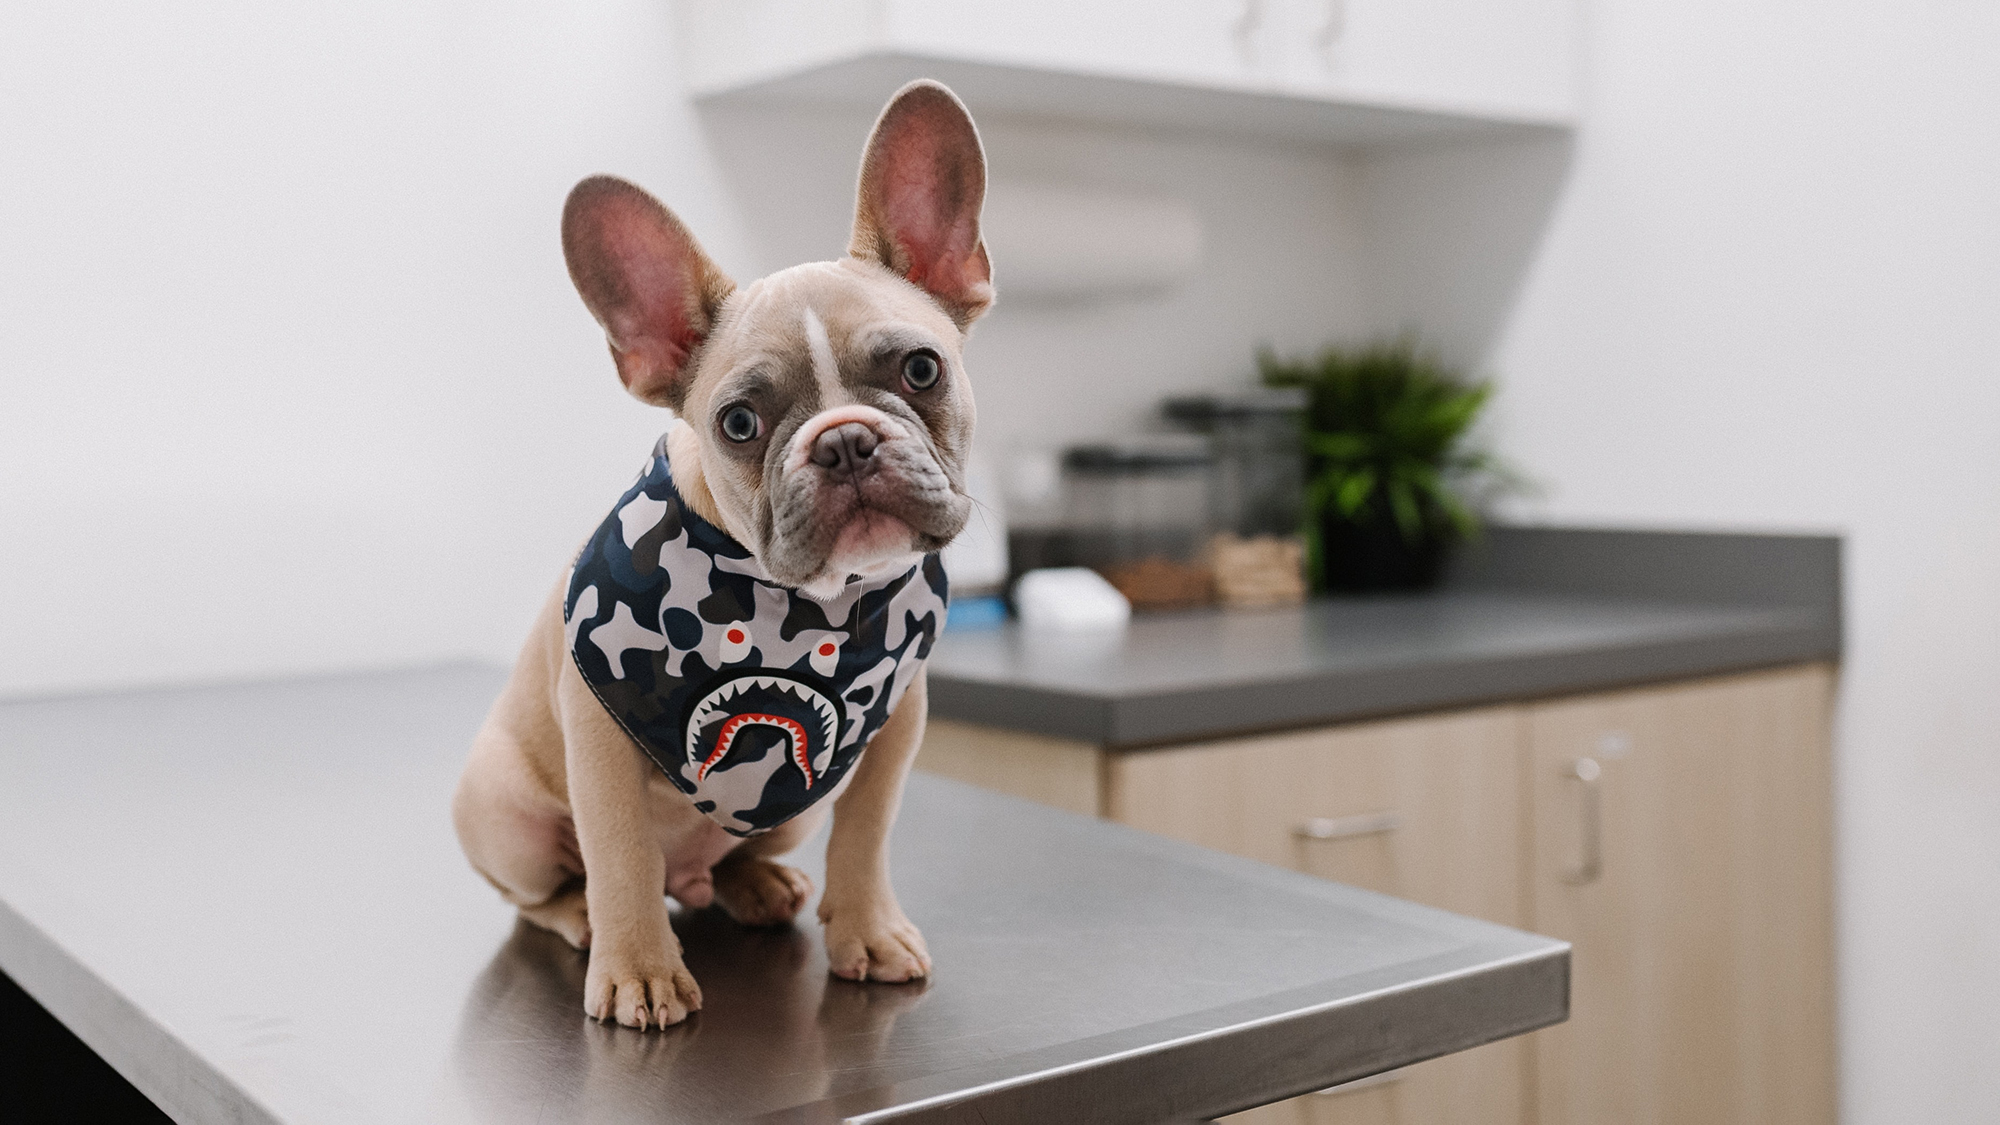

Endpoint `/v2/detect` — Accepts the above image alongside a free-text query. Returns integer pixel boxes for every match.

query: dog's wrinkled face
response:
[560,80,993,597]
[679,259,975,595]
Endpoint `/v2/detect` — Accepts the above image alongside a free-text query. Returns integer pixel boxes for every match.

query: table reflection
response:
[452,908,929,1123]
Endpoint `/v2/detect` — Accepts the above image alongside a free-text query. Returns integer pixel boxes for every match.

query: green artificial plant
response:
[1260,338,1510,584]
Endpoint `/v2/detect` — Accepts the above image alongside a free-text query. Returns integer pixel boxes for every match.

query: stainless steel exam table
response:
[0,664,1566,1123]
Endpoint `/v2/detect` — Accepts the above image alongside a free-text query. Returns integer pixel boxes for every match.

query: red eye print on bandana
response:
[809,636,841,677]
[719,623,752,664]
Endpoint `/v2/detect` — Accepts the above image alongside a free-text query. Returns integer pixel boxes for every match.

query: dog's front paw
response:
[819,897,931,983]
[712,854,815,927]
[584,949,703,1029]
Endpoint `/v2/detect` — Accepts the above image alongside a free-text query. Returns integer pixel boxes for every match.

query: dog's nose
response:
[810,422,879,479]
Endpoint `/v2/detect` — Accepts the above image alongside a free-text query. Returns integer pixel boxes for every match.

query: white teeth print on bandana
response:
[719,623,753,664]
[562,436,949,837]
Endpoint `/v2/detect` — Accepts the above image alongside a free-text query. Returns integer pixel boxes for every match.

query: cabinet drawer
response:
[1104,705,1525,926]
[1106,706,1527,1125]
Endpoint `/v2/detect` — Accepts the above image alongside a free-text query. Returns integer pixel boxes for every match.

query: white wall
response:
[1361,2,2000,1120]
[0,1,740,691]
[0,2,1367,695]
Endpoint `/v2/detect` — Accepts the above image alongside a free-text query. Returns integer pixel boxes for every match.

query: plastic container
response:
[1059,436,1215,609]
[1162,388,1307,538]
[1163,389,1309,607]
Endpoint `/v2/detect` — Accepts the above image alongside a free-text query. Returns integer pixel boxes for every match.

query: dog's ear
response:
[562,176,735,408]
[849,81,994,328]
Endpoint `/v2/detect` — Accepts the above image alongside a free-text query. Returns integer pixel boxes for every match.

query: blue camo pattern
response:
[564,436,949,837]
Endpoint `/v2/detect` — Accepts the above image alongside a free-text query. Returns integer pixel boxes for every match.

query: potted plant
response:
[1259,338,1506,592]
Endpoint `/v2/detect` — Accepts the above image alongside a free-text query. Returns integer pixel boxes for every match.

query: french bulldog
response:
[452,80,992,1030]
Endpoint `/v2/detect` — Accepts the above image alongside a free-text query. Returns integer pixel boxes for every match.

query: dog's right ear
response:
[562,176,735,408]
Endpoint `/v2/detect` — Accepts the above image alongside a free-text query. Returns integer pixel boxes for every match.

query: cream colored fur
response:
[451,80,989,1030]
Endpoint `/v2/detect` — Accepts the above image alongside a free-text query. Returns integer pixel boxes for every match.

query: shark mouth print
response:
[701,713,806,783]
[684,671,841,789]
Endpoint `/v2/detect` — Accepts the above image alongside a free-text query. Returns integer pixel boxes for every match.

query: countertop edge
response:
[932,526,1844,746]
[0,892,282,1125]
[933,614,1839,748]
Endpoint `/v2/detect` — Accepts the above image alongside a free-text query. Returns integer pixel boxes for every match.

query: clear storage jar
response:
[1162,388,1307,538]
[1060,437,1215,609]
[1162,389,1309,608]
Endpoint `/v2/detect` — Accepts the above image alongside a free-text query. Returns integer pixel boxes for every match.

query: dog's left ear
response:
[849,81,994,329]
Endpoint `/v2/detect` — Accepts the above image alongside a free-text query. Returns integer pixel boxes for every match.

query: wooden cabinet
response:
[674,0,1578,145]
[915,663,1837,1125]
[882,0,1577,118]
[1109,709,1529,1125]
[1268,0,1578,120]
[891,0,1267,93]
[1524,667,1836,1125]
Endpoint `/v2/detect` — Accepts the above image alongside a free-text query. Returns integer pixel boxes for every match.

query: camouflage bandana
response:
[564,436,949,837]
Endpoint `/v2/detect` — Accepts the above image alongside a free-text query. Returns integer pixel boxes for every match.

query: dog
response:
[452,80,992,1030]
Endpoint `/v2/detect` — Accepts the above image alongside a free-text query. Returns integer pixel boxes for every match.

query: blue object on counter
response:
[946,594,1009,632]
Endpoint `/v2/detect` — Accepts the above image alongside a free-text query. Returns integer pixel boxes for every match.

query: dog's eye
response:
[718,404,761,443]
[902,350,942,392]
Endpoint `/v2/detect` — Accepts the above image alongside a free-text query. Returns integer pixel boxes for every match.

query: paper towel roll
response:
[980,182,1204,300]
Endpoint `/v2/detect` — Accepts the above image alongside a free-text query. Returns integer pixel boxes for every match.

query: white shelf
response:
[677,1,1578,147]
[689,49,1571,146]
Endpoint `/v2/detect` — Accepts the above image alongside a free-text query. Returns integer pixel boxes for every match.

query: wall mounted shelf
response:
[678,1,1579,147]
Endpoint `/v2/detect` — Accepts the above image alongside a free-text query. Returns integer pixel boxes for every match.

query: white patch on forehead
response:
[801,306,846,407]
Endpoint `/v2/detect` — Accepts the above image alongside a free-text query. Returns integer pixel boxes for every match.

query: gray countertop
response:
[0,665,1567,1125]
[930,527,1843,746]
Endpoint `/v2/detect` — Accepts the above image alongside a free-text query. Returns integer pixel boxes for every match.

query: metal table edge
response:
[824,939,1571,1124]
[0,891,283,1125]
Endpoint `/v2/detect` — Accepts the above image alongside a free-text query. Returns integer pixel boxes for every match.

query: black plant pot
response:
[1317,511,1450,592]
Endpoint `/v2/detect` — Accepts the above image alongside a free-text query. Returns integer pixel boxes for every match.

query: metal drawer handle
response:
[1563,757,1602,885]
[1312,1068,1404,1096]
[1295,811,1403,841]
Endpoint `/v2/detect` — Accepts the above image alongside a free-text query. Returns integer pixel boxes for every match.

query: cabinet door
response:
[1525,665,1835,1125]
[682,0,1577,130]
[891,1,1279,91]
[1107,707,1527,1125]
[914,718,1103,817]
[1272,0,1578,118]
